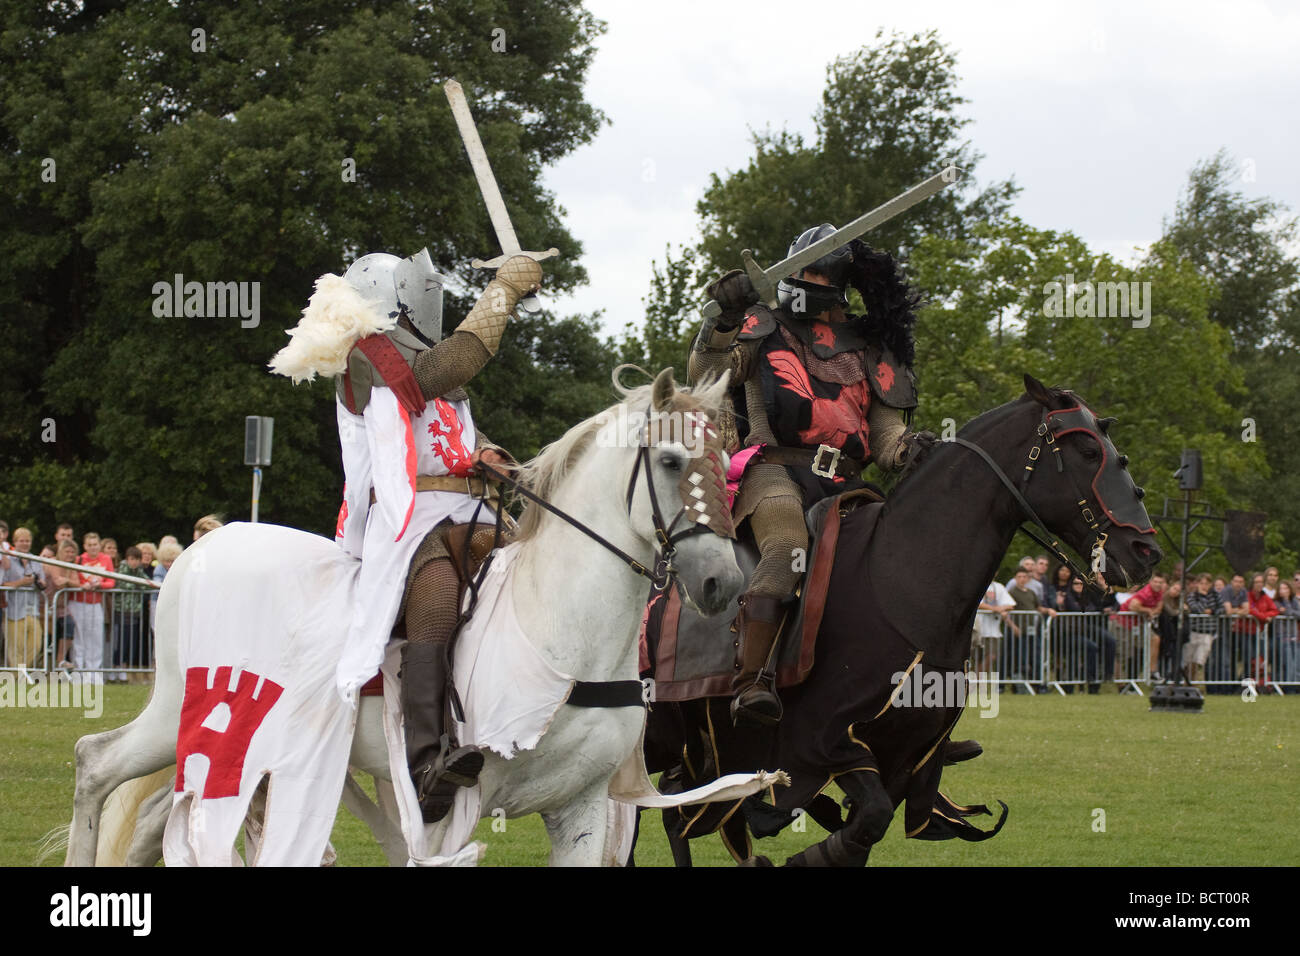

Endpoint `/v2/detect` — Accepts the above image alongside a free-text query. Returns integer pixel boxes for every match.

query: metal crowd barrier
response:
[1,582,49,673]
[1,583,157,684]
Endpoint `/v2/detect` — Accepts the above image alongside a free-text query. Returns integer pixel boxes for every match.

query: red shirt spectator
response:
[1121,574,1167,619]
[1247,574,1279,624]
[72,533,116,604]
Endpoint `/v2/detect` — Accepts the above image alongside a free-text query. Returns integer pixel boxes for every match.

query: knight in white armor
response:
[272,248,542,821]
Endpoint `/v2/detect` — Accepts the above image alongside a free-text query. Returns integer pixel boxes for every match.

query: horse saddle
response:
[360,521,508,698]
[645,487,885,702]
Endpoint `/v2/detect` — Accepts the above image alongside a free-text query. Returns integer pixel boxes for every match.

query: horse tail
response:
[35,823,70,866]
[91,766,176,866]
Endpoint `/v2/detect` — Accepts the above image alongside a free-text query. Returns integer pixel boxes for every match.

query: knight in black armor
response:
[689,225,934,727]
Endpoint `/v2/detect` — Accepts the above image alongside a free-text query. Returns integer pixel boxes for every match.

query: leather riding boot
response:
[401,641,485,824]
[942,738,983,765]
[730,593,785,728]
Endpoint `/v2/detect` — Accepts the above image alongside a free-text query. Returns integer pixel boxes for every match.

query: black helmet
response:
[776,223,853,317]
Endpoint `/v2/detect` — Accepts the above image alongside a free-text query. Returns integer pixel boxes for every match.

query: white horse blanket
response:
[162,524,780,866]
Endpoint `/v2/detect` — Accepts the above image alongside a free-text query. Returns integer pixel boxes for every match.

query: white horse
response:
[66,370,745,866]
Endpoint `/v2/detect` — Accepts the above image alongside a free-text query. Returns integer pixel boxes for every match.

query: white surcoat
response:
[334,385,495,699]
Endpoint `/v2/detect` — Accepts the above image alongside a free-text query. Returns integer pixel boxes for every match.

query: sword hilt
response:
[470,247,560,270]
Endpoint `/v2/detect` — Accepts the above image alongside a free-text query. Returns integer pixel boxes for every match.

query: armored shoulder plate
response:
[863,343,917,410]
[736,304,779,341]
[336,326,428,414]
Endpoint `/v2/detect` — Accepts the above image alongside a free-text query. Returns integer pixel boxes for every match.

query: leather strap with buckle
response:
[370,474,500,505]
[759,444,862,481]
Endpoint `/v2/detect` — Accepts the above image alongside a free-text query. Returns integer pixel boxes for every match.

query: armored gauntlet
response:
[458,255,544,356]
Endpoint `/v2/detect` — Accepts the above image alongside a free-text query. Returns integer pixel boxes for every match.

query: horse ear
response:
[652,367,677,411]
[1023,373,1057,409]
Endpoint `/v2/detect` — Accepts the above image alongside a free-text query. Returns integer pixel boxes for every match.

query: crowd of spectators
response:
[975,555,1300,693]
[0,515,223,680]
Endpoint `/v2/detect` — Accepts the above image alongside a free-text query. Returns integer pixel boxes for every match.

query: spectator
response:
[101,537,120,570]
[1221,573,1249,617]
[193,515,223,540]
[1122,572,1167,681]
[45,539,81,670]
[1247,573,1280,688]
[1275,580,1300,690]
[1247,573,1278,624]
[1045,564,1074,613]
[1,527,45,668]
[1064,576,1117,693]
[137,541,157,570]
[1263,566,1280,599]
[158,534,180,551]
[1006,557,1044,603]
[1153,579,1186,681]
[1213,576,1226,593]
[1007,567,1053,685]
[54,522,75,545]
[152,540,183,626]
[39,543,55,559]
[973,580,1016,679]
[68,532,114,683]
[1185,573,1224,685]
[1034,554,1050,589]
[111,546,151,682]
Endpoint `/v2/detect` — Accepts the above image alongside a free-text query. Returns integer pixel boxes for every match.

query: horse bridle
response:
[950,402,1150,593]
[623,407,734,590]
[477,404,733,591]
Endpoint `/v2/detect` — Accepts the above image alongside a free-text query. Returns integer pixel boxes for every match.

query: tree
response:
[1159,150,1300,560]
[694,30,1017,280]
[907,219,1286,577]
[0,0,613,544]
[1161,150,1299,351]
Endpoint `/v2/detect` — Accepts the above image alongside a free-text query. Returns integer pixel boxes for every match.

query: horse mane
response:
[512,369,731,541]
[892,392,1041,488]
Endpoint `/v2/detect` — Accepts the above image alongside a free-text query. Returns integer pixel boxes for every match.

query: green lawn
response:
[3,682,1296,866]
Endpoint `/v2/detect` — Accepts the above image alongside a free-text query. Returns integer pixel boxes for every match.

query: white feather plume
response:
[269,274,395,383]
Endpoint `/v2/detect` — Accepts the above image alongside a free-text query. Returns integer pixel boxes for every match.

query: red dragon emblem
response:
[874,360,895,394]
[811,322,835,349]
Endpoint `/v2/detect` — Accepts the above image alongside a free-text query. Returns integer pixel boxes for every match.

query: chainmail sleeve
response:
[867,402,908,470]
[411,331,492,400]
[688,338,758,389]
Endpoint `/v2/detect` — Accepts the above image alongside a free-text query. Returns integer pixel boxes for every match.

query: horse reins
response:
[474,404,721,591]
[950,405,1126,593]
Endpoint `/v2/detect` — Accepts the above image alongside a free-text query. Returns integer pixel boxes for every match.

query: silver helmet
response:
[343,248,447,341]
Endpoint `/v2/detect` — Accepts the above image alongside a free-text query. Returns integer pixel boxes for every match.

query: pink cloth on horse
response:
[726,445,765,509]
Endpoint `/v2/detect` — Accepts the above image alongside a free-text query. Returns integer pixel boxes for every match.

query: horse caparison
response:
[642,374,1162,867]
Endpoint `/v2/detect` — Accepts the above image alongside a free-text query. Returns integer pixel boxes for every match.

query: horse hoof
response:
[738,855,773,867]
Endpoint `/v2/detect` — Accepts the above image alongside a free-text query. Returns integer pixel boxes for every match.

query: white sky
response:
[541,0,1300,337]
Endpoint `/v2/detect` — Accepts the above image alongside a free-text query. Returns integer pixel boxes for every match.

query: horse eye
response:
[659,454,682,472]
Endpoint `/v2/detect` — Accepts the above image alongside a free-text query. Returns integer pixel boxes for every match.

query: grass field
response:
[2,682,1296,866]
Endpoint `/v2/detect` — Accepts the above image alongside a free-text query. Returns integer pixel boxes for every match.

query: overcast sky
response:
[540,0,1300,337]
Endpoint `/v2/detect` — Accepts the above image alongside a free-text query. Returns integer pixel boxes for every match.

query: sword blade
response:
[765,165,960,287]
[700,165,960,317]
[444,79,522,257]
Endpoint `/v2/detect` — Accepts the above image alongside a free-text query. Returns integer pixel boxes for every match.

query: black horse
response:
[639,375,1162,866]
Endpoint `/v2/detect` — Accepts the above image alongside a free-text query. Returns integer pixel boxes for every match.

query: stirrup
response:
[731,671,782,728]
[430,733,485,789]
